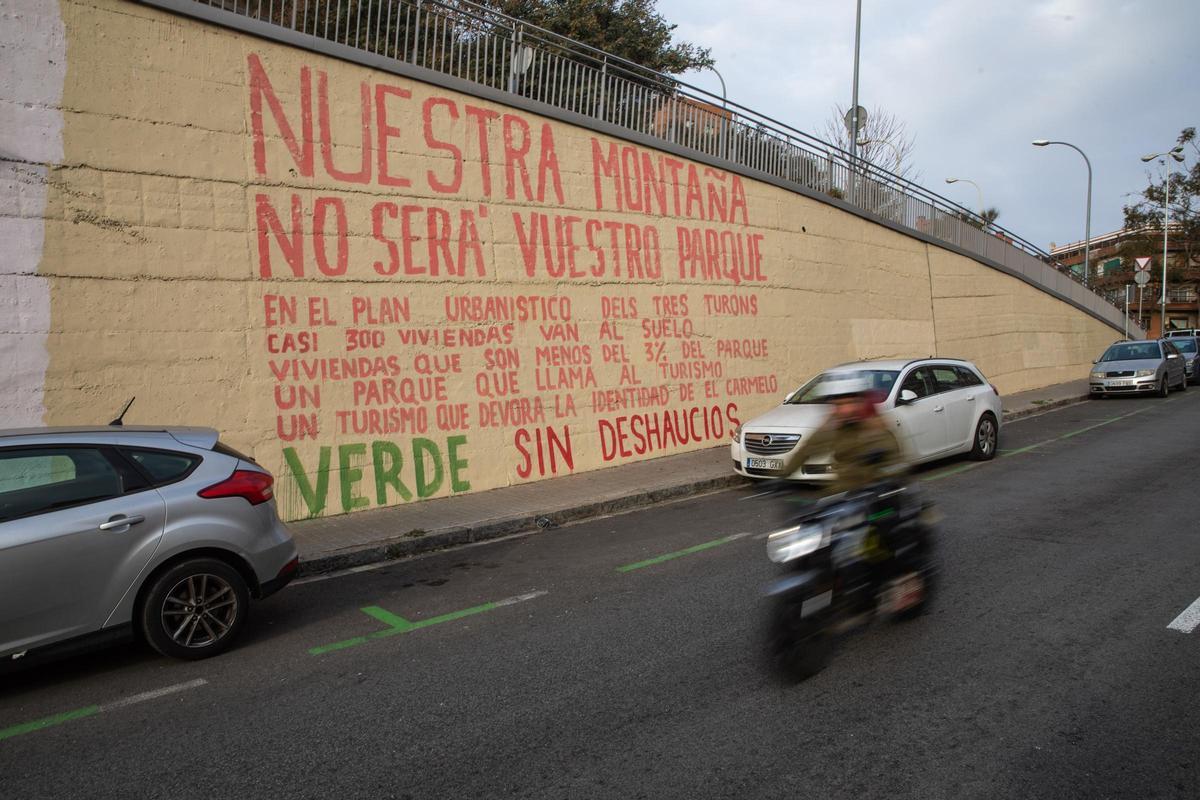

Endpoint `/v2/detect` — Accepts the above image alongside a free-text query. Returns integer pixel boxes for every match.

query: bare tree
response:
[822,103,918,182]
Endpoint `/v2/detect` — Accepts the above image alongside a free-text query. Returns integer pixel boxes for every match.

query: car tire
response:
[969,413,998,461]
[1158,377,1170,398]
[140,558,249,660]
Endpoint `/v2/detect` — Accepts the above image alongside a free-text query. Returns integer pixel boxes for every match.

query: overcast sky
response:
[658,0,1199,252]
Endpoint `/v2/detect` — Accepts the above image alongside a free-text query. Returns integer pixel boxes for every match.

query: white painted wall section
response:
[0,0,65,427]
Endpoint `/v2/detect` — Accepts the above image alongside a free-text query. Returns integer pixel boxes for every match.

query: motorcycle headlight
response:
[1135,369,1155,377]
[766,523,828,563]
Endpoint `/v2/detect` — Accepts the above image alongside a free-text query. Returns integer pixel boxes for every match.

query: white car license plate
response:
[1110,380,1133,386]
[746,458,782,470]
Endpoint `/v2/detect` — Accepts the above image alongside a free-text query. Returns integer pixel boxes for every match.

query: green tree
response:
[1123,126,1199,274]
[485,0,713,74]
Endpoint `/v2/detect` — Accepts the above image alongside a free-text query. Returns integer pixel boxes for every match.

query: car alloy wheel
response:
[161,573,240,649]
[141,557,249,659]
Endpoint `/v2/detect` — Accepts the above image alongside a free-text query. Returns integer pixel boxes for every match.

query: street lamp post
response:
[1032,139,1092,288]
[706,65,728,161]
[945,177,984,222]
[859,138,902,174]
[849,0,863,166]
[1141,145,1186,335]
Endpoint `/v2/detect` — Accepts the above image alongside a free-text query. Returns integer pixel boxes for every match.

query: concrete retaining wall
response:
[0,0,1119,521]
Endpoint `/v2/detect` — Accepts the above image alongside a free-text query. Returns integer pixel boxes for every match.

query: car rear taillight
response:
[199,470,274,505]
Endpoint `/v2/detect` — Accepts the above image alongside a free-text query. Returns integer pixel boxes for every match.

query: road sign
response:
[843,105,868,137]
[1135,270,1151,287]
[1135,257,1152,273]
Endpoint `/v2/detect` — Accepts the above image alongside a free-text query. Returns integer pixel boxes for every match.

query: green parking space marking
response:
[1001,406,1151,458]
[615,533,747,573]
[309,591,546,656]
[919,462,980,482]
[0,706,99,743]
[0,677,209,744]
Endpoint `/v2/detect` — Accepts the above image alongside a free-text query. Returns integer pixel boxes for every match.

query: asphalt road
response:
[2,391,1199,799]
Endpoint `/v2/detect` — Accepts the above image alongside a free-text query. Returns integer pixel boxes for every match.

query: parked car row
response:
[1088,336,1197,398]
[732,357,1004,483]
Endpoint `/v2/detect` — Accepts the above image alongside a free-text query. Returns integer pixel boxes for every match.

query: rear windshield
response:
[787,370,900,404]
[1169,338,1197,353]
[1100,343,1160,362]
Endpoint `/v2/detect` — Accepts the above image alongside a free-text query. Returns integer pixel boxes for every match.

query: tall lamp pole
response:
[706,65,728,160]
[945,177,985,222]
[1141,145,1186,335]
[1033,139,1092,288]
[849,0,862,166]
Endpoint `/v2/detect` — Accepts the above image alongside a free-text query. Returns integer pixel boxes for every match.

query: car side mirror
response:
[783,391,796,403]
[897,389,918,405]
[1092,359,1099,364]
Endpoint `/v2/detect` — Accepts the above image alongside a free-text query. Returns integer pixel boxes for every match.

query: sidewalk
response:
[290,377,1092,575]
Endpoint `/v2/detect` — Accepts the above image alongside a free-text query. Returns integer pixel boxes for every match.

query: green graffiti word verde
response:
[283,436,470,517]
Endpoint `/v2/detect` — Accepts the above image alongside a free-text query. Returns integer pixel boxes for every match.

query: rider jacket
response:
[774,415,908,494]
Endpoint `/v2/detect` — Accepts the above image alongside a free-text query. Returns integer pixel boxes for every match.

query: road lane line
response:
[0,679,208,743]
[738,489,776,502]
[309,590,548,656]
[97,678,208,711]
[1167,596,1200,634]
[616,532,751,573]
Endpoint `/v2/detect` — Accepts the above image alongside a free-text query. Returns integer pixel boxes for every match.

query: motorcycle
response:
[762,479,939,681]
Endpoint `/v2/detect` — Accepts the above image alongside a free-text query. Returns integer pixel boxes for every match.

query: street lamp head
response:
[945,177,959,184]
[1171,144,1185,155]
[1141,154,1158,162]
[1171,152,1185,163]
[1032,139,1050,146]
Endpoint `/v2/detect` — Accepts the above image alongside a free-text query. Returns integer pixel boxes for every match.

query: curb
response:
[1002,394,1090,422]
[296,473,750,577]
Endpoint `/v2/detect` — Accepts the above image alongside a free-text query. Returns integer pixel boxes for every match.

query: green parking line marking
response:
[309,591,546,656]
[1002,406,1151,457]
[1001,440,1053,456]
[0,678,208,744]
[0,706,99,742]
[616,533,746,573]
[920,462,980,482]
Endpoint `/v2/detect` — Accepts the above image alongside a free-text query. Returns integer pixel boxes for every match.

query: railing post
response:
[410,0,423,64]
[597,56,607,121]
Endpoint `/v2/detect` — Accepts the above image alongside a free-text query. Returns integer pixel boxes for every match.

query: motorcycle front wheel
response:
[765,599,835,682]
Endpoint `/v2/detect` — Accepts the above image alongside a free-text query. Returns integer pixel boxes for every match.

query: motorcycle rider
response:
[771,370,925,613]
[771,371,908,491]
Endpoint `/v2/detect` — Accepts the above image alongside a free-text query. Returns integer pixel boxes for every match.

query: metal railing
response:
[171,0,1127,323]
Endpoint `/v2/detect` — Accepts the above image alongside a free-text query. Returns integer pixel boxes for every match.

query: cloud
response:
[659,0,1199,249]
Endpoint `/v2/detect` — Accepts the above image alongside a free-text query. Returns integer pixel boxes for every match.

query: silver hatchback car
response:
[0,426,298,663]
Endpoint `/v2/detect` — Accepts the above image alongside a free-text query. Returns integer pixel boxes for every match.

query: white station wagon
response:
[731,358,1003,480]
